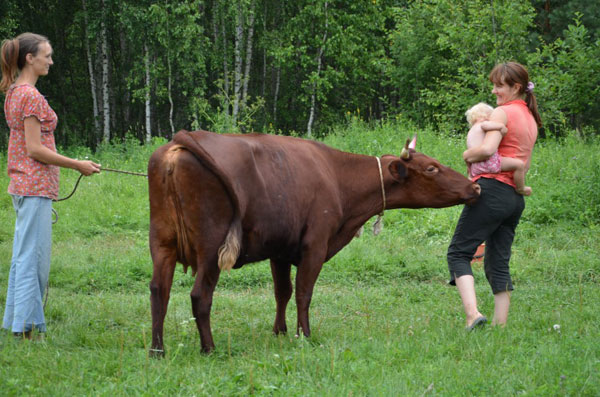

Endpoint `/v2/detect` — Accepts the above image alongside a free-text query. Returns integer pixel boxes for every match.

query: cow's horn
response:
[400,138,411,159]
[400,147,410,159]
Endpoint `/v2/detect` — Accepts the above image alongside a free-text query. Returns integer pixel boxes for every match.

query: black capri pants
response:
[447,177,525,294]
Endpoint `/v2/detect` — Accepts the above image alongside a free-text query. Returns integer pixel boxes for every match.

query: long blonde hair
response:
[0,32,49,92]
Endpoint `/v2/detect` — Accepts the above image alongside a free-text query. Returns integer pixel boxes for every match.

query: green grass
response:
[0,125,598,395]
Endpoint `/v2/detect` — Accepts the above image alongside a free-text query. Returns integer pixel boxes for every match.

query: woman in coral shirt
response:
[1,33,100,339]
[447,62,541,330]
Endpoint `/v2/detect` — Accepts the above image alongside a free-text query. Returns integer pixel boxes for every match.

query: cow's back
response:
[232,134,342,251]
[168,131,345,265]
[148,132,344,269]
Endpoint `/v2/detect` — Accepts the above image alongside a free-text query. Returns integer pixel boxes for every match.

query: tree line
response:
[0,0,598,149]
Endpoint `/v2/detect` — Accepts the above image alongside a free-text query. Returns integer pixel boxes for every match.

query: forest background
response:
[0,0,599,149]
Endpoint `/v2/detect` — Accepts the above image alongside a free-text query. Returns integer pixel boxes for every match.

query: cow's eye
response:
[426,166,438,174]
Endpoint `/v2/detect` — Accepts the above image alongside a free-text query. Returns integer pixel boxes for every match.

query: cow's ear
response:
[389,160,408,181]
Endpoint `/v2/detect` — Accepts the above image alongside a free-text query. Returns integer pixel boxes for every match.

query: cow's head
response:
[385,136,480,208]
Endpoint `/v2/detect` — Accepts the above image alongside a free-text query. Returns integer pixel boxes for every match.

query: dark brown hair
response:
[489,61,542,128]
[0,33,49,92]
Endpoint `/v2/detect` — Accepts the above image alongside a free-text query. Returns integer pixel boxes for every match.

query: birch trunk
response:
[119,28,131,129]
[100,0,110,143]
[144,43,152,143]
[241,0,256,112]
[273,66,280,125]
[165,7,174,137]
[219,4,230,113]
[82,0,100,140]
[307,2,328,138]
[232,1,244,126]
[261,0,267,98]
[167,57,174,137]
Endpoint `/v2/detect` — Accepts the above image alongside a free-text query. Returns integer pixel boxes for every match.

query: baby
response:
[465,103,532,196]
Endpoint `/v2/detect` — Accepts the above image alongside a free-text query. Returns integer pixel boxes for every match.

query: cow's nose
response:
[473,183,481,196]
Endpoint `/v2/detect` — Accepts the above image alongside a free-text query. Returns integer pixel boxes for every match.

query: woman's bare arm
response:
[24,117,100,175]
[480,120,507,134]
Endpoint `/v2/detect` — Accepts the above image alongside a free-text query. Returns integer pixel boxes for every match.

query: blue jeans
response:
[3,195,52,333]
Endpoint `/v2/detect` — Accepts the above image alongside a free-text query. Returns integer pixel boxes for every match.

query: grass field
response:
[0,124,598,396]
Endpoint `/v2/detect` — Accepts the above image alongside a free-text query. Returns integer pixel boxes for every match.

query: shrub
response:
[527,14,600,138]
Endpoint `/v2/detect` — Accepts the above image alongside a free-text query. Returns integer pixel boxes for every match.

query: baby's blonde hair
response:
[465,102,494,126]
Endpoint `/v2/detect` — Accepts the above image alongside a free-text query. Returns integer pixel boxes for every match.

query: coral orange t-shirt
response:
[4,84,60,199]
[472,99,537,189]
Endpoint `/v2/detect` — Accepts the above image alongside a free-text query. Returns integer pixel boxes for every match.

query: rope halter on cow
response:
[373,156,386,235]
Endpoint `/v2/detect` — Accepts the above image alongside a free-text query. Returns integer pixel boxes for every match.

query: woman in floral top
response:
[1,33,100,339]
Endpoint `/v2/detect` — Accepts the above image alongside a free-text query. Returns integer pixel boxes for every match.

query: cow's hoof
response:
[149,348,165,358]
[273,326,288,335]
[201,345,215,354]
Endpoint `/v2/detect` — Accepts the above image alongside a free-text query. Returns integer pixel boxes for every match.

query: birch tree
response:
[241,0,256,112]
[262,0,287,128]
[214,0,230,103]
[147,1,207,136]
[232,1,244,126]
[100,0,111,143]
[307,1,328,138]
[144,42,152,143]
[82,0,101,139]
[273,66,280,126]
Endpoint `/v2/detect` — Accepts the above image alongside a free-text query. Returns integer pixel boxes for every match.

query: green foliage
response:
[0,1,18,40]
[120,0,209,138]
[527,14,600,137]
[193,80,266,134]
[388,0,535,132]
[531,0,600,43]
[267,0,387,134]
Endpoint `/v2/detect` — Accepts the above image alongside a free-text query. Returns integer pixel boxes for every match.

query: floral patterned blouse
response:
[4,84,59,200]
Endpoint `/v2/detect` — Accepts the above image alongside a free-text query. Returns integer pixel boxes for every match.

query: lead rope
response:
[100,167,148,177]
[44,167,148,310]
[51,167,148,223]
[373,157,386,235]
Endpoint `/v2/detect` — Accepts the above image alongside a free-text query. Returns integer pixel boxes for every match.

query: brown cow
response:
[148,130,479,355]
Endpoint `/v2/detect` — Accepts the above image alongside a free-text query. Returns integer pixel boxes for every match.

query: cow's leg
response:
[270,260,292,334]
[149,246,177,358]
[190,262,221,353]
[295,247,326,337]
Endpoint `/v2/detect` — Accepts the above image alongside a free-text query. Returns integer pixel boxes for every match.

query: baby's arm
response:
[463,107,507,163]
[480,120,507,134]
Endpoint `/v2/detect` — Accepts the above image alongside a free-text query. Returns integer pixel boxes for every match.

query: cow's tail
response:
[164,145,192,268]
[172,130,244,272]
[217,218,242,271]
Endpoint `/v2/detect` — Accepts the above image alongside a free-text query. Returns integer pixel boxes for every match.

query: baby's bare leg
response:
[500,157,532,196]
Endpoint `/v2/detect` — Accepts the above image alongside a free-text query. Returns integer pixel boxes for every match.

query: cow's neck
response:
[335,152,388,230]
